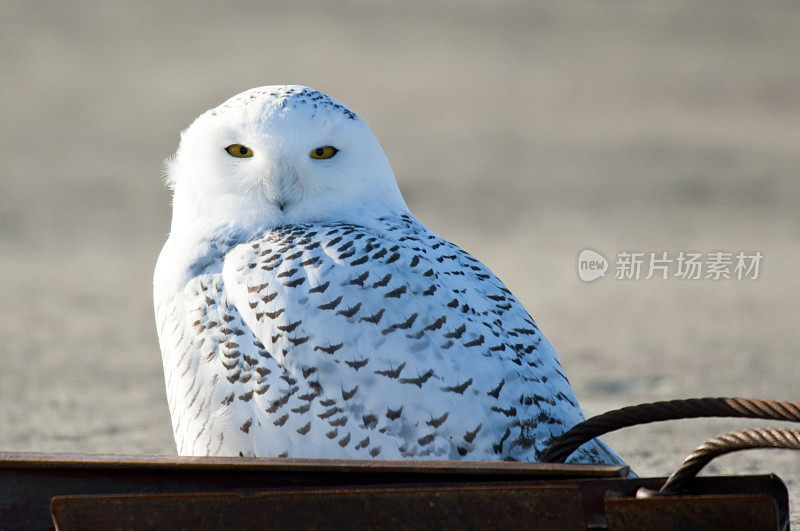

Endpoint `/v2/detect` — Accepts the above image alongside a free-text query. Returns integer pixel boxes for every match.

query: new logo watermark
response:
[577,249,608,282]
[578,250,762,282]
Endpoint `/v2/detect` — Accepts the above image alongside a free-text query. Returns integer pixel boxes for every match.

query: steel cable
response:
[540,397,800,463]
[656,427,800,493]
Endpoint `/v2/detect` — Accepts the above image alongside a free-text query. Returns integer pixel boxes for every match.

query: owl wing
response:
[215,217,620,463]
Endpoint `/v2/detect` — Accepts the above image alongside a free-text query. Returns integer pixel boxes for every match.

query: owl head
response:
[166,86,407,239]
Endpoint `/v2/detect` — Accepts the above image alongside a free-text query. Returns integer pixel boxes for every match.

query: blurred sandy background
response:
[1,0,798,522]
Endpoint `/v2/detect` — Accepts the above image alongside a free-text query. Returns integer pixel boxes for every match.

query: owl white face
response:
[166,86,407,239]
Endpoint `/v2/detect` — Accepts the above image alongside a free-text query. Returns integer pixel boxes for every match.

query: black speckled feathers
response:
[157,214,620,463]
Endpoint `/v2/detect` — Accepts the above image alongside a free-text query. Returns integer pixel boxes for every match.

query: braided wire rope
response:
[540,397,800,463]
[657,427,800,493]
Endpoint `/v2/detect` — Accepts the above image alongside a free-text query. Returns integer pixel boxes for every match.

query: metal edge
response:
[0,452,628,476]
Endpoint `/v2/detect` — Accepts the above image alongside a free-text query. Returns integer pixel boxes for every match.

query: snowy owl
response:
[154,85,623,465]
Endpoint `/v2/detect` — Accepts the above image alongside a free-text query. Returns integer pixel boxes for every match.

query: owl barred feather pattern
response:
[154,85,624,465]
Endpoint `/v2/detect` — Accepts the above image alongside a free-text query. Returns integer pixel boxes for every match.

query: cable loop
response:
[658,427,800,493]
[540,397,800,463]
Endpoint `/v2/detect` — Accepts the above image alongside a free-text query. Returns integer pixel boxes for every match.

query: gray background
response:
[1,0,798,522]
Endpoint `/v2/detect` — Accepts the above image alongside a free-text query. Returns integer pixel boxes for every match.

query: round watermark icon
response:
[577,249,608,282]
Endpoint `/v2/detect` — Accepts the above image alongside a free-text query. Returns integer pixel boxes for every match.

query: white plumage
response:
[154,85,623,464]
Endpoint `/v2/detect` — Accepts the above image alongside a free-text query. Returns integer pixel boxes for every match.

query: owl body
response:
[154,85,623,464]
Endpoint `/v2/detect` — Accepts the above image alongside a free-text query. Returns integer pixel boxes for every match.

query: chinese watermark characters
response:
[578,250,762,282]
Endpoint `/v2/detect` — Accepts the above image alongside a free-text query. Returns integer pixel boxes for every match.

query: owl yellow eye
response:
[309,146,339,159]
[225,144,253,158]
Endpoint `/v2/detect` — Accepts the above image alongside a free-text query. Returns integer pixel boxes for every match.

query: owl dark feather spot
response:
[308,281,330,294]
[488,379,505,399]
[360,308,384,324]
[349,271,369,286]
[314,343,343,355]
[374,362,405,379]
[337,302,362,318]
[384,285,407,298]
[400,369,435,387]
[284,277,305,288]
[464,424,482,443]
[386,406,403,420]
[318,295,343,310]
[444,324,466,339]
[328,416,348,427]
[291,403,311,414]
[277,320,302,333]
[417,433,435,446]
[341,385,358,400]
[371,273,391,287]
[426,412,449,428]
[344,358,369,370]
[441,378,472,395]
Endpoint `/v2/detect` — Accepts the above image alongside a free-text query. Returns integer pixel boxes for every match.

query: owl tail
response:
[565,436,636,477]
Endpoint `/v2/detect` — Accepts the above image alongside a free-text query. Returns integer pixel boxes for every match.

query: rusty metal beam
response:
[606,494,779,530]
[51,486,586,531]
[48,478,790,531]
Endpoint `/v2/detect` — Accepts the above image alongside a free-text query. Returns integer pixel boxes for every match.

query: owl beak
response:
[270,170,295,213]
